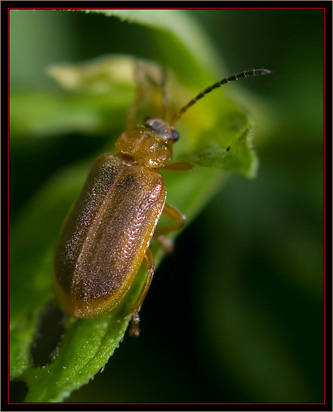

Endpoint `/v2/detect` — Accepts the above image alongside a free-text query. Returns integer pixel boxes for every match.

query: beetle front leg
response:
[129,248,155,337]
[127,61,169,129]
[162,162,194,171]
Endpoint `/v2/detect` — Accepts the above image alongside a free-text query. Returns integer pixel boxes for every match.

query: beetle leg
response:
[158,65,168,119]
[156,235,174,253]
[127,61,145,129]
[162,162,194,171]
[154,203,185,237]
[141,65,169,119]
[127,61,169,129]
[129,248,155,337]
[130,204,184,336]
[126,72,144,129]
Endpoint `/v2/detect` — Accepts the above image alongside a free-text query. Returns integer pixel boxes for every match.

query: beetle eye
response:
[171,129,179,141]
[144,116,152,123]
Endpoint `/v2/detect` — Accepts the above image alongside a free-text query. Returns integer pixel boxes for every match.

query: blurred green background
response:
[10,9,324,402]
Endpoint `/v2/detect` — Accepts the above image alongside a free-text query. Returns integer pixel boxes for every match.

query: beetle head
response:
[115,118,179,168]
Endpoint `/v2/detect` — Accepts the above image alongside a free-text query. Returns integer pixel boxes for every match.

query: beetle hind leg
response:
[129,204,184,336]
[129,248,155,337]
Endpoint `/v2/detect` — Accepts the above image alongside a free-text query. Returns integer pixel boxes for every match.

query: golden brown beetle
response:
[53,68,271,336]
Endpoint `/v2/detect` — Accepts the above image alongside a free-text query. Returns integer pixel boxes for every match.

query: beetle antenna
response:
[170,68,272,125]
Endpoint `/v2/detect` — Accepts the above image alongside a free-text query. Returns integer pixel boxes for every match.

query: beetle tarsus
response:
[129,313,140,337]
[157,235,174,253]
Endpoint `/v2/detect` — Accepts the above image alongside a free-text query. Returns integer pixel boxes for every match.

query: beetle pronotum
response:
[53,67,271,336]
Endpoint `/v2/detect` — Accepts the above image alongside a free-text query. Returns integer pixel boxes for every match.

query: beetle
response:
[53,67,271,336]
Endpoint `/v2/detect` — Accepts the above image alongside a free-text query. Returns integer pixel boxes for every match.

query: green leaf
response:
[10,10,265,403]
[187,127,258,179]
[10,84,132,139]
[84,9,222,81]
[22,276,145,402]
